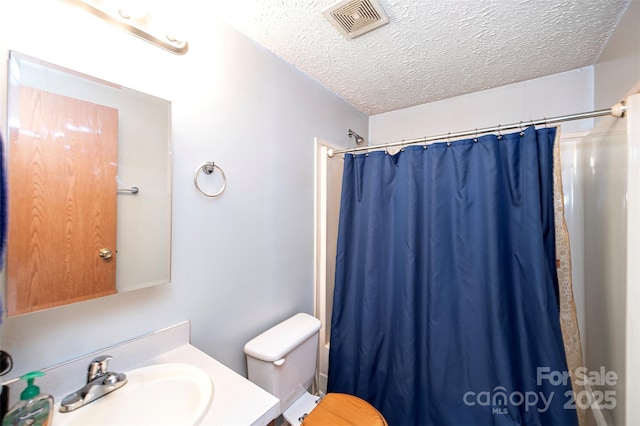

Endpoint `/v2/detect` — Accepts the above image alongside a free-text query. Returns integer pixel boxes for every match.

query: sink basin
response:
[54,363,213,425]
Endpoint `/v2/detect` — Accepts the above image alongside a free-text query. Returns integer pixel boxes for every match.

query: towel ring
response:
[194,161,227,198]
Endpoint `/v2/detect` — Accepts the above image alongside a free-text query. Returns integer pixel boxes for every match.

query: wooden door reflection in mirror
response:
[6,87,119,315]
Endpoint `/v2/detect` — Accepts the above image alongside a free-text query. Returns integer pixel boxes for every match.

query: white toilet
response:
[244,313,387,426]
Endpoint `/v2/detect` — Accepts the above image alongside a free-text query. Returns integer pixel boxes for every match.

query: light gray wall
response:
[0,1,367,377]
[594,0,640,108]
[369,67,595,144]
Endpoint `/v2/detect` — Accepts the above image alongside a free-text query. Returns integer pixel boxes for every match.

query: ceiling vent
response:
[322,0,390,40]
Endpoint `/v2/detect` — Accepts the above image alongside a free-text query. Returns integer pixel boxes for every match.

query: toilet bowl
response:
[244,313,387,426]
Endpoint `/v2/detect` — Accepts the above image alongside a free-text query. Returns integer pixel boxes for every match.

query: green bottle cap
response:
[19,371,44,400]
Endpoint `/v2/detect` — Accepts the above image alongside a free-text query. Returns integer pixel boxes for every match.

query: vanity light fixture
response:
[66,0,188,55]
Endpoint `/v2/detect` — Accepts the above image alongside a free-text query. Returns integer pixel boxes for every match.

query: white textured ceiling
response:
[212,0,631,115]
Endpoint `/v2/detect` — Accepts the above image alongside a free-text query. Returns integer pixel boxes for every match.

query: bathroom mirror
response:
[4,51,172,316]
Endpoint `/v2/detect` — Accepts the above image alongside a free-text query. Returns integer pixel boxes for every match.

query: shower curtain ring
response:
[401,139,406,152]
[447,132,452,147]
[544,117,548,128]
[473,128,479,143]
[423,137,428,149]
[497,125,502,140]
[519,121,525,136]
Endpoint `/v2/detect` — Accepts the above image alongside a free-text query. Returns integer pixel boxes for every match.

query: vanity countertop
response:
[2,321,279,426]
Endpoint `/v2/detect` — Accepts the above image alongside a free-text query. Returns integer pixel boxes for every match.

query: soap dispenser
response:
[2,371,53,426]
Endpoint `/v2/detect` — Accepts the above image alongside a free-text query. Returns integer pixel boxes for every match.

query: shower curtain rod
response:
[327,101,627,158]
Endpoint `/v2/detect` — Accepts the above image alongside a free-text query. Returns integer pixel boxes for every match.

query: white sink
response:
[53,363,213,426]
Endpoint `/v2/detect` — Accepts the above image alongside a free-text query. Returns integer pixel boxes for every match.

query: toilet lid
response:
[302,393,387,426]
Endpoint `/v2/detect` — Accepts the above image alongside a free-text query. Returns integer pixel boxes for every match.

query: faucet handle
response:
[87,355,112,382]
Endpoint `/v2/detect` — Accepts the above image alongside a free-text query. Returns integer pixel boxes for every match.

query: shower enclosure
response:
[314,93,640,425]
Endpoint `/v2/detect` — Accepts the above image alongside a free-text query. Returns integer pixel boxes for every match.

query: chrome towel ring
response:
[194,161,227,198]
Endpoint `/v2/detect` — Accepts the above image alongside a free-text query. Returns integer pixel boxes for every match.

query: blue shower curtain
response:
[328,127,578,426]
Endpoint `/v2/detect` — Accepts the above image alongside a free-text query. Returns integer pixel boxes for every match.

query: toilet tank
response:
[244,313,322,415]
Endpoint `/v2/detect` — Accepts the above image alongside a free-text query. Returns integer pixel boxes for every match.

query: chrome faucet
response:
[59,355,128,413]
